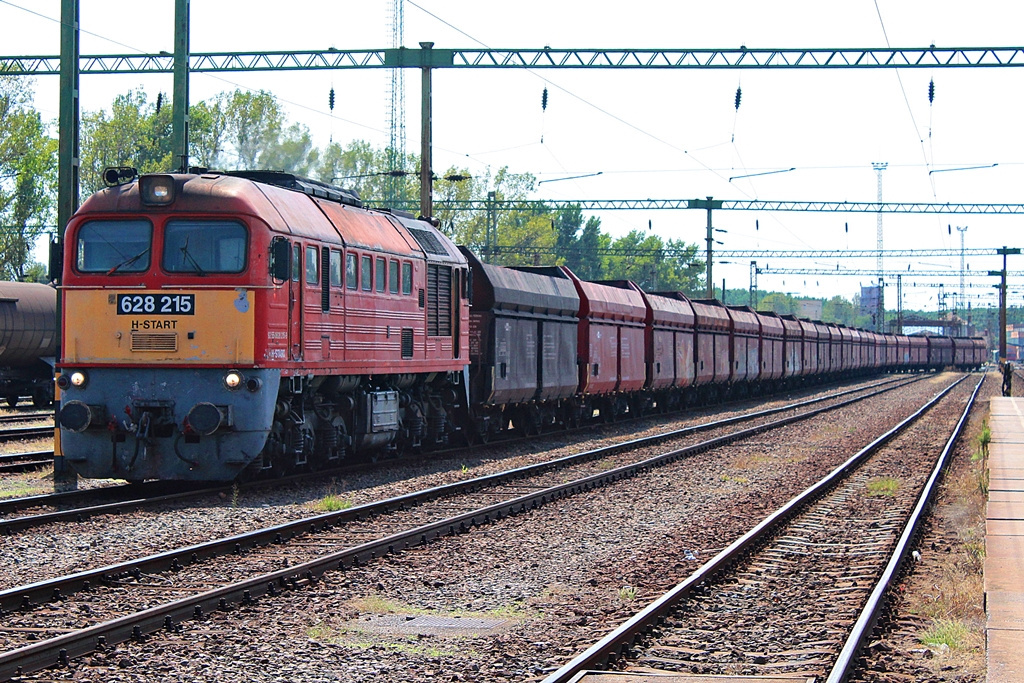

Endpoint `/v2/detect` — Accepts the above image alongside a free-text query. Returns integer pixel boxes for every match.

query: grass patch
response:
[309,493,353,512]
[305,624,468,658]
[349,595,534,621]
[720,474,750,484]
[975,421,991,457]
[0,482,50,499]
[920,619,973,650]
[618,586,637,602]
[866,476,900,497]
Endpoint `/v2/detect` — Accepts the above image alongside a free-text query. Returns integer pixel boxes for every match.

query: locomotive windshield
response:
[76,220,152,273]
[162,220,247,274]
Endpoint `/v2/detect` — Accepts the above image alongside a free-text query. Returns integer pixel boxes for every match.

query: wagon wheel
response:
[5,395,18,408]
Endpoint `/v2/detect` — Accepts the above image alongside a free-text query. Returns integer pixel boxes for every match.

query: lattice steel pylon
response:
[872,162,888,330]
[956,225,968,320]
[386,0,406,206]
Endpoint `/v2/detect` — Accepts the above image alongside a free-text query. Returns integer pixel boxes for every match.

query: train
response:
[54,169,988,482]
[0,281,56,408]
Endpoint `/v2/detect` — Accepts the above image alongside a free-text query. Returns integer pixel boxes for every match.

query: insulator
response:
[155,92,163,114]
[541,87,549,111]
[928,79,935,104]
[329,87,335,111]
[755,219,759,231]
[734,85,742,111]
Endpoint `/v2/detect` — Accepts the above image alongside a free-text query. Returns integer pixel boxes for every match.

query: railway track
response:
[0,374,936,680]
[0,450,53,474]
[0,425,52,445]
[541,373,980,683]
[0,376,915,536]
[0,412,53,426]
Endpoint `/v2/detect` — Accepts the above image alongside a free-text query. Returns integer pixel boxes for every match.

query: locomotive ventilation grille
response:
[130,331,178,352]
[406,227,449,256]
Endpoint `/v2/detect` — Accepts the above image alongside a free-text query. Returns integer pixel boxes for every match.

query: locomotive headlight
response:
[70,371,88,388]
[224,370,244,390]
[139,175,175,205]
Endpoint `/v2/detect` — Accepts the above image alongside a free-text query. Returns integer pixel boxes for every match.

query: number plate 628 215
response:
[116,293,195,315]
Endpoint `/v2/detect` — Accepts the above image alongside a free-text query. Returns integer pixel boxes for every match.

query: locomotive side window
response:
[389,259,399,294]
[361,255,372,290]
[163,220,246,273]
[402,262,412,295]
[291,244,301,282]
[76,220,152,273]
[376,257,386,292]
[305,246,319,285]
[346,253,357,289]
[330,250,342,287]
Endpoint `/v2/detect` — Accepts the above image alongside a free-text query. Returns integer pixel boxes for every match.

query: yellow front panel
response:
[64,289,255,364]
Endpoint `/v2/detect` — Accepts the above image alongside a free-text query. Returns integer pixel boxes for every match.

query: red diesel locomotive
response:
[58,170,470,481]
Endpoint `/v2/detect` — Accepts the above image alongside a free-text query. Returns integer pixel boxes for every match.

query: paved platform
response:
[572,675,812,682]
[986,397,1024,683]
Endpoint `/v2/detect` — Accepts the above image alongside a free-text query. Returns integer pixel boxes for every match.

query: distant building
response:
[797,299,822,319]
[860,286,881,317]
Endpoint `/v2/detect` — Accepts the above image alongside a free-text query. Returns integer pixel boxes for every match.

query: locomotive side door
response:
[289,242,304,360]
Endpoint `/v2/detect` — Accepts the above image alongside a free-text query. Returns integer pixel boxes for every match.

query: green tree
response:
[225,90,282,169]
[80,89,173,193]
[188,96,229,169]
[0,74,57,280]
[759,292,798,315]
[602,231,702,293]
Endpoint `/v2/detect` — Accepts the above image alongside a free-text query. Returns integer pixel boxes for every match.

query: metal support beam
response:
[387,197,1024,214]
[991,247,1021,362]
[419,42,433,218]
[171,0,190,172]
[6,45,1024,75]
[54,0,79,493]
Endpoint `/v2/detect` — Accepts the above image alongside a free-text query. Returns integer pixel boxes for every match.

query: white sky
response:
[3,0,1023,313]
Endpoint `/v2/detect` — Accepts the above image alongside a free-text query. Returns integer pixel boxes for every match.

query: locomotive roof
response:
[75,171,463,264]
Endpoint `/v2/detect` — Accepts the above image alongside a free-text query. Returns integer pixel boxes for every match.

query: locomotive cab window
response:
[162,220,246,273]
[76,220,152,273]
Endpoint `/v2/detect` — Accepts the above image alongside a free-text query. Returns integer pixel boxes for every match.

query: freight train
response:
[55,170,987,482]
[0,281,56,408]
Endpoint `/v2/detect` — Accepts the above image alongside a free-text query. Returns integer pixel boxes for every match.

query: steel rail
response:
[0,426,52,443]
[0,376,917,680]
[0,450,53,474]
[540,373,970,683]
[825,374,984,682]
